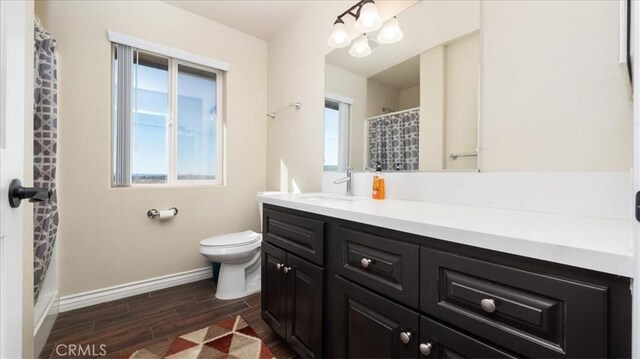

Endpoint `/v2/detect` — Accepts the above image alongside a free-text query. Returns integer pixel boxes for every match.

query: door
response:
[418,316,517,358]
[0,1,28,357]
[286,253,323,358]
[330,275,419,358]
[261,242,287,338]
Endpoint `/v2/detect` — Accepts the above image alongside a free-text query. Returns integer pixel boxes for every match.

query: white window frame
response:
[110,36,227,188]
[168,59,225,187]
[324,92,352,172]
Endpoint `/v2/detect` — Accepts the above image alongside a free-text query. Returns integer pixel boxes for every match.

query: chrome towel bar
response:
[449,153,478,161]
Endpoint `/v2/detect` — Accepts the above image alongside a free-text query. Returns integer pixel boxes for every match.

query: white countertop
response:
[257,192,634,277]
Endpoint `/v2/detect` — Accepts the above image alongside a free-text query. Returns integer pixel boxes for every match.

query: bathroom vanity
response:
[259,193,632,358]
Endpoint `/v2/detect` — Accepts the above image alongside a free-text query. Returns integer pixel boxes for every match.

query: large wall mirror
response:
[324,1,480,172]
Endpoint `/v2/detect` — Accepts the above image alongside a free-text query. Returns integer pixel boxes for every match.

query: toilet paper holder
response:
[147,207,179,219]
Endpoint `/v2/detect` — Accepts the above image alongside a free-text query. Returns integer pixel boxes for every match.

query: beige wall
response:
[267,2,346,192]
[366,79,399,117]
[420,46,445,171]
[398,86,420,110]
[36,0,268,296]
[445,32,479,170]
[269,0,632,191]
[325,64,367,171]
[481,0,632,171]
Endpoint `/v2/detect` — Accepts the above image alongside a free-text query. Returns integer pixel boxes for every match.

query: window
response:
[324,97,350,171]
[112,43,224,186]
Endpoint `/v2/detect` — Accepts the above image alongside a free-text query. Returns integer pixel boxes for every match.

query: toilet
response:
[198,194,280,300]
[200,230,262,300]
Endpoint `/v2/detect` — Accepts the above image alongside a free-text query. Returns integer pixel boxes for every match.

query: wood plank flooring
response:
[40,280,296,358]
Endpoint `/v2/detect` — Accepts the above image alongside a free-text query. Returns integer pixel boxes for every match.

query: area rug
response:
[128,315,275,359]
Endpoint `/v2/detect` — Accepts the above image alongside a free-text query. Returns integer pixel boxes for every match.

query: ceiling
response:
[164,0,309,40]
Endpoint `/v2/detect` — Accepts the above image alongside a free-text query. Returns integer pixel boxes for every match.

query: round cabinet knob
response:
[480,298,496,313]
[361,258,372,268]
[283,266,292,274]
[419,343,432,357]
[276,263,283,271]
[399,331,412,344]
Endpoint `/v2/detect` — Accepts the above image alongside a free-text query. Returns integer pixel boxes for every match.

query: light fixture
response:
[328,18,350,48]
[377,16,403,44]
[328,0,404,57]
[354,0,382,33]
[349,34,371,58]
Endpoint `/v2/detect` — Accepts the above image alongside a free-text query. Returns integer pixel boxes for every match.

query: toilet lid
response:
[200,230,261,247]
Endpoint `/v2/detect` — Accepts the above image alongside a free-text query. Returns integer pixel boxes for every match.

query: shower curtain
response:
[33,18,59,301]
[368,108,420,171]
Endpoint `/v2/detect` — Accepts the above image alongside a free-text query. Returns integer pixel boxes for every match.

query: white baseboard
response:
[58,267,212,312]
[34,291,58,358]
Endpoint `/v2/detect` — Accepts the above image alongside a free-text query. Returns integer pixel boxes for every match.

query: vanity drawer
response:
[333,226,419,308]
[420,316,517,358]
[263,208,325,265]
[421,248,608,358]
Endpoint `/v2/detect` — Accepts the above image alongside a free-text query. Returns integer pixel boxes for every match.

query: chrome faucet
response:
[333,167,353,196]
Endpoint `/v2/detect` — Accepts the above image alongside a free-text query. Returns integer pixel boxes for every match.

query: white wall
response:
[481,0,632,171]
[36,0,268,296]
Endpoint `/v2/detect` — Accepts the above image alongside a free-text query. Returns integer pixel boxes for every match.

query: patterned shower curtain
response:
[33,18,59,301]
[368,108,420,171]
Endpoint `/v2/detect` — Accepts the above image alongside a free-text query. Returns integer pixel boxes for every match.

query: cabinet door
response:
[261,241,287,339]
[419,316,517,358]
[286,253,324,358]
[330,275,419,358]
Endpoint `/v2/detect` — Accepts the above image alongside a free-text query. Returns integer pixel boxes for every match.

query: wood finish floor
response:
[40,280,296,358]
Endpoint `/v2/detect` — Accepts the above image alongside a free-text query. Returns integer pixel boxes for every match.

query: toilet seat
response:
[200,230,261,248]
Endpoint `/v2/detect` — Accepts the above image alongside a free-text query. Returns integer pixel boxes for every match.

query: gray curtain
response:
[33,18,59,301]
[368,108,420,171]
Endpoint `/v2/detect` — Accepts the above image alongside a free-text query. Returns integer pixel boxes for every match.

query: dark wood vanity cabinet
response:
[261,209,325,358]
[261,204,632,358]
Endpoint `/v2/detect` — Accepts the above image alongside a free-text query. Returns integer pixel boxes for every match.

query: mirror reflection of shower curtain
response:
[368,108,419,171]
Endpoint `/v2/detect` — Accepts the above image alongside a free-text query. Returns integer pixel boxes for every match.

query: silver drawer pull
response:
[361,258,372,268]
[276,263,283,271]
[399,331,412,344]
[480,298,496,313]
[283,266,292,274]
[419,343,432,357]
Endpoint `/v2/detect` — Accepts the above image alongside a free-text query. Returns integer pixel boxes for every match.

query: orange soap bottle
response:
[372,163,385,200]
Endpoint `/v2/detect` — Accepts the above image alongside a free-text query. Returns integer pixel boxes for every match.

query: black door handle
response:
[8,179,52,208]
